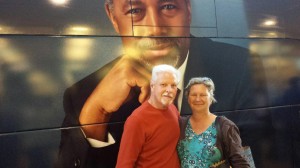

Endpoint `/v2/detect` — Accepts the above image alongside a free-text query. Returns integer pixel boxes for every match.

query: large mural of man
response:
[56,0,266,167]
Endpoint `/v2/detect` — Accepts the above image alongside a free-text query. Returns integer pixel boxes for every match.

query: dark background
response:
[0,0,299,167]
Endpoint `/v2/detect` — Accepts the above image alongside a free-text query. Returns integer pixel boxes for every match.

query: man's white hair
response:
[151,64,180,84]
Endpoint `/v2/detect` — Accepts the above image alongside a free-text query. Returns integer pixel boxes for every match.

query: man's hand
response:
[79,56,152,141]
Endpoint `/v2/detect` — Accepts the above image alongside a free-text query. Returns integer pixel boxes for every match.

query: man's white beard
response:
[161,99,173,107]
[161,92,175,107]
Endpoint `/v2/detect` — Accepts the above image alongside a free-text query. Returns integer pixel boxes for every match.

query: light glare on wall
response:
[49,0,69,6]
[65,26,93,35]
[63,38,94,61]
[27,71,59,96]
[263,20,276,26]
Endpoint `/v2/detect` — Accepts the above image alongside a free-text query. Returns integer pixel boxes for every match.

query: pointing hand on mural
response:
[79,56,151,141]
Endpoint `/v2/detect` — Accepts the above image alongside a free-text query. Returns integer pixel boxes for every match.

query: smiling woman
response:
[178,77,250,168]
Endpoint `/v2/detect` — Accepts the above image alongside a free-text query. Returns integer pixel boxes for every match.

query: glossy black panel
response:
[269,105,300,168]
[1,107,299,168]
[216,108,272,168]
[291,105,300,168]
[216,105,300,168]
[1,0,300,39]
[248,39,300,106]
[0,0,116,35]
[0,0,300,167]
[0,128,61,168]
[0,36,122,132]
[1,36,299,148]
[244,0,300,39]
[212,38,300,107]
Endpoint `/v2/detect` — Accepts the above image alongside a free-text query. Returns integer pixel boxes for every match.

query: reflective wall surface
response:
[0,0,299,167]
[1,0,300,38]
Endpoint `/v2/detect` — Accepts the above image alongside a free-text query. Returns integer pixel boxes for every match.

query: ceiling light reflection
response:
[264,20,276,26]
[0,25,11,34]
[49,0,69,6]
[65,26,93,35]
[72,27,89,32]
[27,71,59,96]
[260,17,278,28]
[267,32,278,38]
[249,41,278,56]
[0,39,30,72]
[63,38,94,62]
[249,29,284,38]
[0,38,9,48]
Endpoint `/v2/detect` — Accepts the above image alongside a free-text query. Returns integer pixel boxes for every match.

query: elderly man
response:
[56,0,265,167]
[116,64,180,168]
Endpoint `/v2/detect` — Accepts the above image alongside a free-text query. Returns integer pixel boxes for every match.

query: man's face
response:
[106,0,191,68]
[188,84,212,112]
[150,71,178,109]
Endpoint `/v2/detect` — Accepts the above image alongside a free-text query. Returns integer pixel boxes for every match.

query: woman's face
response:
[188,84,212,112]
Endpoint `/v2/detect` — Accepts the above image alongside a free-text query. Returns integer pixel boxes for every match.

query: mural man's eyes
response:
[161,4,176,10]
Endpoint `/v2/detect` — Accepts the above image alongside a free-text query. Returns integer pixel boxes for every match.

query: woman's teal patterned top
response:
[177,119,222,168]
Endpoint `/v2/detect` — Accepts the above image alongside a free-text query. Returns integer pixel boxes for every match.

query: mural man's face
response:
[106,0,191,68]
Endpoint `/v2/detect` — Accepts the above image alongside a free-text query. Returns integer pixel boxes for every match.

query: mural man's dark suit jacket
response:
[56,37,267,168]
